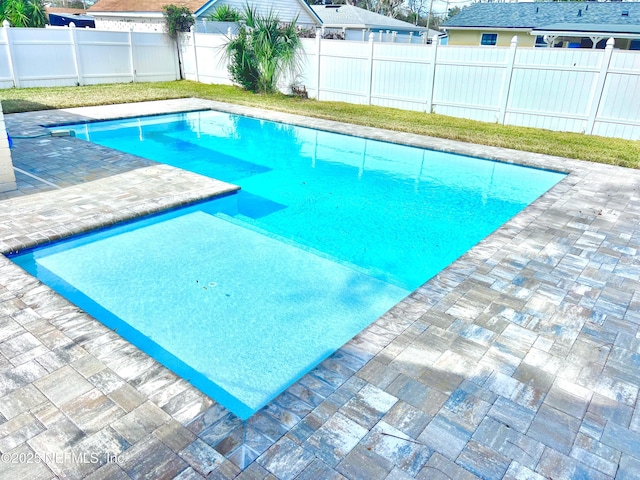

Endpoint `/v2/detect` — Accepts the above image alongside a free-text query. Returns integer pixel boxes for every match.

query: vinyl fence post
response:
[69,23,83,86]
[365,32,374,105]
[2,21,17,88]
[497,35,518,124]
[425,34,439,113]
[586,37,615,135]
[190,26,200,83]
[315,29,321,99]
[128,28,136,82]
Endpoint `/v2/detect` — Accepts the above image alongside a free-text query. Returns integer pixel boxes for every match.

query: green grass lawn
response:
[1,81,639,168]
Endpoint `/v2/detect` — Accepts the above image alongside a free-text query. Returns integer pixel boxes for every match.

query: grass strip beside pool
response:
[1,81,639,168]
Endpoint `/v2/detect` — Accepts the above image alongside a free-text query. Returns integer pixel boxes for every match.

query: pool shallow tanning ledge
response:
[13,209,409,419]
[12,110,566,419]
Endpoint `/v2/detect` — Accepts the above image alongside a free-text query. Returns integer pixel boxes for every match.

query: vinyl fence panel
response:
[296,38,318,97]
[505,48,601,133]
[0,28,15,89]
[180,32,196,81]
[131,32,178,82]
[592,50,640,140]
[370,42,432,112]
[75,29,133,85]
[432,45,509,122]
[10,27,78,87]
[182,31,231,85]
[0,25,178,88]
[318,40,372,104]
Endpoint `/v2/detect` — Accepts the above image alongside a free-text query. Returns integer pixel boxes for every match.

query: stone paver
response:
[0,98,639,478]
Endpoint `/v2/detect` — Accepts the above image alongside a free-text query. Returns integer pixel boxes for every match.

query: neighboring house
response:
[47,8,96,28]
[88,0,321,32]
[311,4,439,43]
[442,2,640,49]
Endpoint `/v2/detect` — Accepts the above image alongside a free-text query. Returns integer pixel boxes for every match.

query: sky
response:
[428,0,538,17]
[421,0,474,17]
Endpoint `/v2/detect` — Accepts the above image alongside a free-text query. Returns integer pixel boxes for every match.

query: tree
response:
[162,4,195,79]
[310,0,402,18]
[406,0,430,25]
[361,0,403,18]
[47,0,88,9]
[426,6,461,32]
[224,6,303,94]
[0,0,46,27]
[445,6,461,21]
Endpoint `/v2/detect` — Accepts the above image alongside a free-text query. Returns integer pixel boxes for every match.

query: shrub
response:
[208,5,241,22]
[162,4,195,79]
[162,4,195,39]
[224,6,302,94]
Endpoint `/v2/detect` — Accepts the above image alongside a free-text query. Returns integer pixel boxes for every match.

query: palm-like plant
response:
[26,0,45,27]
[225,5,302,94]
[208,5,241,22]
[0,0,46,27]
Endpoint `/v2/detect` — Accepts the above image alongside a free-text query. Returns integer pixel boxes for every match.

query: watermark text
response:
[1,451,124,465]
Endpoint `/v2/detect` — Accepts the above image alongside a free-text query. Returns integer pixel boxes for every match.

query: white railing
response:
[0,23,179,88]
[0,23,638,141]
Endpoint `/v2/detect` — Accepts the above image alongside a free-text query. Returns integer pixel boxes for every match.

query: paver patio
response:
[0,98,638,479]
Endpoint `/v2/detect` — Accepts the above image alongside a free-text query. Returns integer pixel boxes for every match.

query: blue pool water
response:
[12,111,565,419]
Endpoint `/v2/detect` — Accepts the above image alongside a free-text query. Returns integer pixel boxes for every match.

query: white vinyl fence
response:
[182,32,640,140]
[0,24,178,88]
[180,30,231,86]
[0,24,638,141]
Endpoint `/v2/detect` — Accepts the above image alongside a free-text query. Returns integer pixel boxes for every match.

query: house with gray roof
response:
[442,2,640,49]
[89,0,321,32]
[311,4,440,43]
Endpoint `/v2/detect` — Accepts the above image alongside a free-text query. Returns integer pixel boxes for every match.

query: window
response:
[630,39,640,50]
[481,33,498,46]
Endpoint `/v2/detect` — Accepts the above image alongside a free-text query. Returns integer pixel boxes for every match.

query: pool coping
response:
[0,98,639,479]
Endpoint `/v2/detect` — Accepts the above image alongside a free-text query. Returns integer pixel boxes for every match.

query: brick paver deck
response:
[0,99,638,479]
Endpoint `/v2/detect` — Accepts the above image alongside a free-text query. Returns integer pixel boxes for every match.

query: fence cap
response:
[2,20,9,28]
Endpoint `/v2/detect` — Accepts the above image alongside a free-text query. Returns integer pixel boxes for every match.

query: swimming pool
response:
[11,110,565,419]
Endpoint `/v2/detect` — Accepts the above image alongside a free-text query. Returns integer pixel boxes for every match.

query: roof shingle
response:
[443,2,640,29]
[311,4,428,32]
[89,0,203,13]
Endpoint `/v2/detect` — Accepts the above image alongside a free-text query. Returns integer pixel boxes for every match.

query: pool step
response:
[211,212,402,288]
[212,212,313,252]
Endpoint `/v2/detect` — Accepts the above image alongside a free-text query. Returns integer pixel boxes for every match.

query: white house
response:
[311,4,439,43]
[88,0,321,32]
[442,2,640,49]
